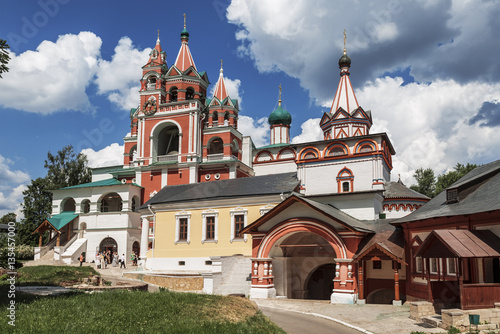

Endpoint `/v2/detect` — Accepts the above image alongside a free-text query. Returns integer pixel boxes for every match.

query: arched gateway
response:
[241,194,370,303]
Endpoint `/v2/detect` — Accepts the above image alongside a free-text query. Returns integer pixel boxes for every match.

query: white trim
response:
[259,204,275,216]
[230,207,248,242]
[201,209,218,244]
[175,211,191,244]
[446,258,457,276]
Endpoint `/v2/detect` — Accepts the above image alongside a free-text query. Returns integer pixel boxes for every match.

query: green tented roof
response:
[47,212,79,231]
[61,178,122,189]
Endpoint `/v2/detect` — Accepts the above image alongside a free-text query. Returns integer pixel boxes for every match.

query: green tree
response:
[44,145,91,189]
[0,213,17,247]
[410,168,436,198]
[17,178,52,246]
[0,39,10,78]
[16,146,92,246]
[435,163,478,194]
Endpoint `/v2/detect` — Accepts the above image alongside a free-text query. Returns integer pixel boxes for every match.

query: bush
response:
[0,247,23,270]
[15,244,34,260]
[447,326,460,334]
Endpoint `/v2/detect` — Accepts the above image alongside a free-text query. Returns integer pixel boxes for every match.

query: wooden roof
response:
[353,229,406,264]
[415,229,500,258]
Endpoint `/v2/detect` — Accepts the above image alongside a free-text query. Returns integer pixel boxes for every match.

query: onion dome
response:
[339,49,351,68]
[269,105,292,126]
[181,13,189,39]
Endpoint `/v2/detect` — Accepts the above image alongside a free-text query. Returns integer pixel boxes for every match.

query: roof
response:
[140,173,299,209]
[415,229,500,258]
[174,40,196,71]
[353,228,406,264]
[33,212,79,232]
[330,50,359,114]
[242,193,375,234]
[60,178,140,190]
[384,181,430,200]
[393,159,500,224]
[213,66,228,101]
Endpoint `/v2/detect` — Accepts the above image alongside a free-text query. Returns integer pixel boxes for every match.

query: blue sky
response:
[1,0,500,218]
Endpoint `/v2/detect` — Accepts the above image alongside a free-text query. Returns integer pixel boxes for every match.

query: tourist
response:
[120,253,126,269]
[79,253,84,266]
[96,253,101,269]
[112,252,118,267]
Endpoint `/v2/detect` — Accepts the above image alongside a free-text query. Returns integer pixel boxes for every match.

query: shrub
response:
[447,326,460,334]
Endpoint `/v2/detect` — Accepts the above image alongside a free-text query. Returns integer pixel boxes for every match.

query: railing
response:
[147,83,156,90]
[156,154,179,163]
[207,153,224,161]
[461,283,500,310]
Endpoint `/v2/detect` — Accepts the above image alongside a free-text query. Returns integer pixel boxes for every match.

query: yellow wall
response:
[151,203,273,258]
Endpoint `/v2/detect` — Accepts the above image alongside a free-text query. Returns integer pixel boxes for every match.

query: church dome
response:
[269,105,292,126]
[338,51,351,68]
[181,28,189,39]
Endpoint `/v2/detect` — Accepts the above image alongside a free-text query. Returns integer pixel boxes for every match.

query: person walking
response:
[120,253,126,269]
[79,253,84,266]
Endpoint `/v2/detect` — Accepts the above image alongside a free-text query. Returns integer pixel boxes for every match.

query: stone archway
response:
[305,263,336,300]
[99,237,118,254]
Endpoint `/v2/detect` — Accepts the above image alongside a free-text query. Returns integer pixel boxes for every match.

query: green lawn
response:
[0,266,285,334]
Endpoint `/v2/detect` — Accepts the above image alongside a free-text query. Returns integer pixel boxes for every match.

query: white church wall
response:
[253,161,297,176]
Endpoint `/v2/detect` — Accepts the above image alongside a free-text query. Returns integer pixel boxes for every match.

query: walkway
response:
[255,299,444,334]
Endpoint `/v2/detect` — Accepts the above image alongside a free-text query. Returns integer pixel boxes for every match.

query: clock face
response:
[143,98,157,116]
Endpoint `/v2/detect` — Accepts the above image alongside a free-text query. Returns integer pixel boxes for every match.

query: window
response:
[201,211,218,243]
[170,88,178,102]
[430,258,438,274]
[342,182,350,192]
[373,261,382,269]
[178,261,185,266]
[185,87,195,100]
[179,218,188,241]
[205,260,212,265]
[175,212,191,244]
[131,197,137,212]
[392,261,402,270]
[100,193,123,212]
[81,199,90,214]
[447,258,457,275]
[415,257,423,273]
[234,215,244,239]
[208,137,223,155]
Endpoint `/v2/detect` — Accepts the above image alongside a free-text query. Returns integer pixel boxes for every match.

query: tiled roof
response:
[384,181,430,200]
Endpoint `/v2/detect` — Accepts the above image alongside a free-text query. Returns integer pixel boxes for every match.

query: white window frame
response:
[430,258,438,274]
[202,209,218,243]
[260,204,275,216]
[446,258,457,276]
[415,256,423,274]
[175,211,191,244]
[230,207,248,243]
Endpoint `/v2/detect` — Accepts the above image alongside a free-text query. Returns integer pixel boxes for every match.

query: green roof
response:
[269,105,292,126]
[61,178,123,189]
[257,143,291,149]
[47,212,79,231]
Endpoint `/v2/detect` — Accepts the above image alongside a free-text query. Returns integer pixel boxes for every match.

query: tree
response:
[17,178,52,246]
[435,163,478,194]
[44,145,91,189]
[0,213,17,247]
[0,39,10,78]
[16,145,92,246]
[410,168,436,198]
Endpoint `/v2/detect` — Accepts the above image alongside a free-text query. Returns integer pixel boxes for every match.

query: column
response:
[393,260,402,306]
[39,233,43,247]
[139,217,149,263]
[249,258,276,299]
[331,259,357,304]
[357,262,365,304]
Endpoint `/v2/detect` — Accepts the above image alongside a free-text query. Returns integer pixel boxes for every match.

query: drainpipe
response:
[148,205,156,262]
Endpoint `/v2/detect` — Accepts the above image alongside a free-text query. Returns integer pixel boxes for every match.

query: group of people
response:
[93,250,139,269]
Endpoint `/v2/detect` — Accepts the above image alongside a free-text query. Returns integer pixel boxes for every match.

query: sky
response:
[1,0,500,219]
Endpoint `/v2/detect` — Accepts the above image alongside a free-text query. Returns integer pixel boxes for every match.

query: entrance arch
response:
[256,219,347,300]
[132,241,140,255]
[99,237,118,254]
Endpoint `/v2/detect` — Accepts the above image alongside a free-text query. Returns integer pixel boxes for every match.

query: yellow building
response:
[138,173,298,294]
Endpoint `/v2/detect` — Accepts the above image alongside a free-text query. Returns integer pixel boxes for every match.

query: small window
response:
[179,218,188,241]
[206,216,215,240]
[373,261,382,269]
[82,200,90,214]
[234,215,244,239]
[205,261,212,266]
[359,145,373,153]
[328,147,345,156]
[446,188,459,204]
[415,257,423,273]
[131,197,137,212]
[178,261,185,266]
[447,258,457,275]
[342,182,350,192]
[430,258,438,274]
[170,88,178,102]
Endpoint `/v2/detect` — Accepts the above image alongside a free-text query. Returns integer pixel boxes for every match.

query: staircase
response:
[61,238,87,264]
[24,250,64,267]
[214,255,251,296]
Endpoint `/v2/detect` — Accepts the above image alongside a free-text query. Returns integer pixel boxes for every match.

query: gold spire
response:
[156,29,160,44]
[343,29,347,54]
[183,13,186,29]
[278,84,282,107]
[221,59,223,69]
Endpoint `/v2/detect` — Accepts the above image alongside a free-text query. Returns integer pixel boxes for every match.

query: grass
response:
[8,265,99,286]
[0,266,285,334]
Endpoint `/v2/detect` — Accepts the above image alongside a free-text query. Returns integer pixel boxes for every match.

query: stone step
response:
[422,315,442,328]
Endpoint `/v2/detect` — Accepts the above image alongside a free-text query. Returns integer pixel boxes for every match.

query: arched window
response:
[131,196,139,212]
[147,76,156,90]
[336,167,354,193]
[81,199,91,214]
[208,137,223,155]
[170,87,178,102]
[224,112,230,126]
[359,145,373,153]
[100,193,123,212]
[212,111,218,126]
[185,87,195,100]
[231,139,239,157]
[61,198,76,212]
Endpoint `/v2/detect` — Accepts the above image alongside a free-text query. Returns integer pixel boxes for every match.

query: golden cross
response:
[278,84,282,106]
[183,13,186,29]
[343,29,347,52]
[221,59,223,69]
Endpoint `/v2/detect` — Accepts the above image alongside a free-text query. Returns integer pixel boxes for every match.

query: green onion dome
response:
[338,51,351,68]
[268,105,292,126]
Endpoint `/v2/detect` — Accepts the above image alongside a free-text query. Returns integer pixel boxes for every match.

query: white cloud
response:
[0,32,102,114]
[238,115,269,147]
[0,155,30,219]
[291,118,323,144]
[95,37,151,110]
[81,143,124,168]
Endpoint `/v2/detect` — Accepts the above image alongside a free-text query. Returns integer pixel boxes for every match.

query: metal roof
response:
[140,172,299,209]
[393,159,500,224]
[384,181,430,200]
[416,229,500,258]
[60,178,141,190]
